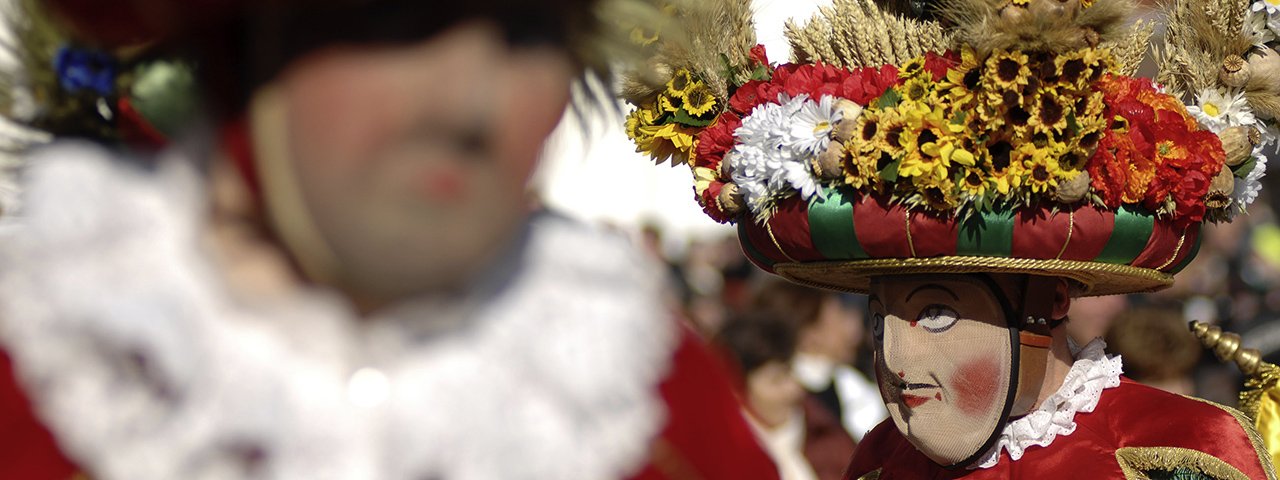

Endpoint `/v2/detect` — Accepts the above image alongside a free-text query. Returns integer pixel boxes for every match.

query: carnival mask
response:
[869,274,1019,467]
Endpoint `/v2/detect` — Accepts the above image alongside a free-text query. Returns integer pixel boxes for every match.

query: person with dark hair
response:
[1105,307,1203,396]
[714,313,856,480]
[750,278,887,442]
[0,1,779,478]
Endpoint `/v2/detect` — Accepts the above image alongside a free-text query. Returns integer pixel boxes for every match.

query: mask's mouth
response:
[894,379,941,409]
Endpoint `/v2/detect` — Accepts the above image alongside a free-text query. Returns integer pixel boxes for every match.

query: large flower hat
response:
[622,0,1280,296]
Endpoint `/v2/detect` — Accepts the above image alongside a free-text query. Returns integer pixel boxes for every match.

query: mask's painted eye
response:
[871,312,885,340]
[917,305,959,333]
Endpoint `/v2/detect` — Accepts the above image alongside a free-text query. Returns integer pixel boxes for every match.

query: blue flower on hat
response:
[54,46,118,96]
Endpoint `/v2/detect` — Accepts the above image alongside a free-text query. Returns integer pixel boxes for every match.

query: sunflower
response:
[851,108,883,154]
[666,68,696,99]
[941,47,983,107]
[684,84,719,117]
[901,76,933,103]
[898,124,950,179]
[1030,89,1070,134]
[957,163,993,201]
[625,105,658,141]
[639,123,698,163]
[843,142,882,190]
[658,92,682,113]
[985,138,1026,195]
[983,50,1033,92]
[914,174,960,211]
[876,109,911,158]
[899,55,928,80]
[1021,145,1063,195]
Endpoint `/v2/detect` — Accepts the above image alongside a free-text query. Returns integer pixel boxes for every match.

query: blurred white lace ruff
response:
[0,142,677,480]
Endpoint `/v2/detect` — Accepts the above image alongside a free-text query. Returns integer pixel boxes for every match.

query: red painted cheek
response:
[950,357,1001,416]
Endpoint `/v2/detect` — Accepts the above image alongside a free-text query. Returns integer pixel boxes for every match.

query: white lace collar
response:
[0,142,678,480]
[972,338,1124,469]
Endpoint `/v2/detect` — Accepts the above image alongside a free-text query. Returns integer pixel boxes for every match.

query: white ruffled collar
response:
[0,142,677,480]
[972,338,1124,469]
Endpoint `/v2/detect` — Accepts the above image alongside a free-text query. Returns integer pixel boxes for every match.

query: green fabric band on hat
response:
[808,187,867,260]
[1095,205,1154,264]
[956,208,1016,257]
[738,222,776,268]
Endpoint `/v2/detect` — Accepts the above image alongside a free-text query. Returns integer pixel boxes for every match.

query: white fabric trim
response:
[0,142,678,480]
[972,338,1123,469]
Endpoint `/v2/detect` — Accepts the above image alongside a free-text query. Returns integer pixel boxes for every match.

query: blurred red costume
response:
[844,378,1272,479]
[2,327,778,480]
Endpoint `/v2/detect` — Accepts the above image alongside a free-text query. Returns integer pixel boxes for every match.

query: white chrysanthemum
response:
[1254,0,1280,16]
[1248,11,1278,46]
[787,95,841,155]
[1234,147,1269,212]
[1188,89,1256,132]
[730,94,833,214]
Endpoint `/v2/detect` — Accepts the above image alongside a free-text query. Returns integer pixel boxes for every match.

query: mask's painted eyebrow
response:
[905,284,960,303]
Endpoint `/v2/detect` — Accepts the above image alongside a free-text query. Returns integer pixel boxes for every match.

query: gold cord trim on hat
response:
[1115,446,1250,480]
[774,256,1174,297]
[1155,229,1189,271]
[765,222,800,263]
[905,209,917,257]
[1055,210,1075,260]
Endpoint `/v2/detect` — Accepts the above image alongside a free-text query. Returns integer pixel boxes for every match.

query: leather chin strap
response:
[1011,275,1060,416]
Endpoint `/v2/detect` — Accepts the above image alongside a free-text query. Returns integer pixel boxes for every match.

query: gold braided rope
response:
[1155,229,1189,271]
[1055,210,1075,260]
[904,209,917,257]
[764,222,800,263]
[774,256,1174,297]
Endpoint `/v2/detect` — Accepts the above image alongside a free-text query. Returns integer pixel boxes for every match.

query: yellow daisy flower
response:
[941,47,983,107]
[876,109,911,158]
[639,123,697,163]
[851,109,883,154]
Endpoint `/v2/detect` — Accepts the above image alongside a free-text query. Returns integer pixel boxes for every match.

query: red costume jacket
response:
[844,378,1274,479]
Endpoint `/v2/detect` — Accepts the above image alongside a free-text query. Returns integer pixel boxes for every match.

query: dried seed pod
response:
[1054,171,1091,204]
[717,182,744,215]
[1206,166,1235,210]
[1220,126,1259,167]
[1220,55,1252,89]
[1247,48,1280,93]
[832,99,864,143]
[813,142,848,179]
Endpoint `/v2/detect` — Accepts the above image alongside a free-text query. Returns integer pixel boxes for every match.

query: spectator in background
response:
[1066,294,1128,350]
[714,313,855,480]
[1105,307,1203,395]
[751,279,887,442]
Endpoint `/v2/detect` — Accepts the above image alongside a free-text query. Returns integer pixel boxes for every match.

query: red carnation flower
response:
[699,181,736,224]
[749,44,769,67]
[694,112,742,171]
